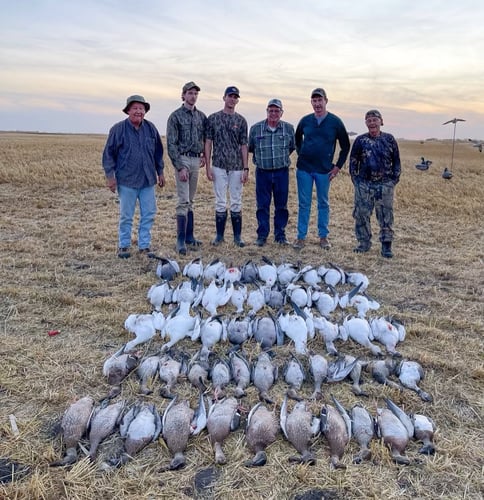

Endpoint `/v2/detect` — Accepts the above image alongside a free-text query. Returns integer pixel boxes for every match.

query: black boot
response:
[212,211,227,246]
[381,241,393,258]
[176,215,187,255]
[231,211,245,247]
[185,210,202,247]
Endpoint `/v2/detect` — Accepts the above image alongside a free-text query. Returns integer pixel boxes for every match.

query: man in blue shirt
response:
[102,95,165,258]
[249,98,295,246]
[294,88,350,250]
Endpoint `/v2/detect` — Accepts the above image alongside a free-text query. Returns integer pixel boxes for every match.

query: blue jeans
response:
[117,184,157,249]
[296,168,330,239]
[255,168,289,241]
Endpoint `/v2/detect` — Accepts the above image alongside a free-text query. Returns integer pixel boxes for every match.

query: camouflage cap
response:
[182,81,201,93]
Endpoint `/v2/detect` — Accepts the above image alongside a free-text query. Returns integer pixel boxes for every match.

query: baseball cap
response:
[182,81,200,93]
[267,98,283,109]
[311,88,327,99]
[365,109,383,120]
[224,86,240,97]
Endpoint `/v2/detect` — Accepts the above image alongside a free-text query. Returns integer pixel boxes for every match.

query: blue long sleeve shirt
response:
[295,112,350,174]
[102,118,164,189]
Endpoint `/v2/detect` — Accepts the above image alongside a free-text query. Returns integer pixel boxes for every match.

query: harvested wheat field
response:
[0,131,482,500]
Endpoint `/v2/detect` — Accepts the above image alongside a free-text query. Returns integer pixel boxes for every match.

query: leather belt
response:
[182,152,201,157]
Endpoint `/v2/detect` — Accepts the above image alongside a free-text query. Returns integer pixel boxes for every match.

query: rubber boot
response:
[381,241,393,258]
[185,210,202,247]
[176,214,187,255]
[212,211,227,246]
[231,211,245,247]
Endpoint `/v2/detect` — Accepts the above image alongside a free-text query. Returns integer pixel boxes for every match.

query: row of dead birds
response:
[51,390,435,471]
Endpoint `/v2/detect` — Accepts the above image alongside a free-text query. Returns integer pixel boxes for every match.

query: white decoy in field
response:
[277,261,299,286]
[230,282,248,313]
[227,315,251,346]
[160,302,201,351]
[395,360,433,402]
[147,281,173,311]
[183,257,203,280]
[311,285,339,318]
[286,283,312,308]
[369,316,404,356]
[251,313,283,349]
[200,314,227,350]
[203,258,226,282]
[123,312,165,353]
[202,279,234,316]
[339,316,382,356]
[312,315,343,356]
[277,310,309,355]
[258,256,278,287]
[155,257,180,281]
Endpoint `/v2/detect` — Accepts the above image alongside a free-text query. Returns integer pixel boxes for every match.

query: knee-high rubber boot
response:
[231,211,245,247]
[185,210,202,247]
[212,211,227,246]
[176,215,187,255]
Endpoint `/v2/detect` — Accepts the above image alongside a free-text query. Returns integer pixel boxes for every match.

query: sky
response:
[1,0,483,140]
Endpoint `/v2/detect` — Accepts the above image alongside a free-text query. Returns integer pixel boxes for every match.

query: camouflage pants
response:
[353,180,395,244]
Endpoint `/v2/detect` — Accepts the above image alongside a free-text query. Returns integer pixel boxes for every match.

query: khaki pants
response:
[175,155,201,215]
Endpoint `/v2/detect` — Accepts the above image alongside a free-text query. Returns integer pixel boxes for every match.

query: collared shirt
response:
[166,105,207,171]
[349,131,401,184]
[102,118,164,189]
[205,110,248,171]
[248,119,295,170]
[295,112,350,174]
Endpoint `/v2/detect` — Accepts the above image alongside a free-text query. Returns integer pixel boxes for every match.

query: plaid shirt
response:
[166,105,207,171]
[248,120,295,170]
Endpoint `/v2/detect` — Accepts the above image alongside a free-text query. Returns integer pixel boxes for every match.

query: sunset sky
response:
[2,0,483,140]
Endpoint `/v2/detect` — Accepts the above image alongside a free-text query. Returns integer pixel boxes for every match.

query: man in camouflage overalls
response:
[349,109,401,258]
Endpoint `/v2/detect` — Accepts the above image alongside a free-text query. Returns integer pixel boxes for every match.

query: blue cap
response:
[224,86,240,97]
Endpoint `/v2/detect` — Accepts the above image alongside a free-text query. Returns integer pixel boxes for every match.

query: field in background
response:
[0,132,482,499]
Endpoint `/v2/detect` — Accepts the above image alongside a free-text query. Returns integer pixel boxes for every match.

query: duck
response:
[203,258,226,282]
[308,352,328,400]
[50,396,94,466]
[183,257,203,279]
[311,285,339,318]
[320,395,351,469]
[136,355,160,395]
[206,397,241,464]
[395,360,433,402]
[412,413,436,455]
[147,281,173,311]
[102,347,140,399]
[158,350,186,399]
[229,349,251,398]
[161,396,194,470]
[369,316,405,356]
[123,312,165,353]
[210,355,232,400]
[154,257,180,281]
[88,400,125,461]
[115,402,162,466]
[339,316,382,356]
[258,256,278,287]
[251,313,283,350]
[252,351,278,404]
[283,353,306,401]
[280,396,319,465]
[277,310,308,355]
[226,315,251,347]
[336,354,368,396]
[326,355,364,396]
[350,403,374,463]
[244,403,279,467]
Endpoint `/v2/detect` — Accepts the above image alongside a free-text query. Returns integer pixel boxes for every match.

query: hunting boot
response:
[176,214,187,255]
[381,241,393,258]
[212,210,227,246]
[185,210,202,247]
[231,211,245,247]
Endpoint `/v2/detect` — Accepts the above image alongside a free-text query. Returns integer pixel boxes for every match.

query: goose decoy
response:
[395,360,433,402]
[350,403,374,463]
[252,351,278,404]
[162,397,194,470]
[115,402,161,466]
[206,397,241,464]
[154,257,180,281]
[339,316,383,356]
[415,157,432,171]
[102,347,140,400]
[229,349,251,398]
[88,400,125,462]
[50,396,94,466]
[244,403,279,467]
[283,353,306,401]
[412,413,436,455]
[136,355,160,395]
[369,316,405,356]
[442,167,453,179]
[308,352,328,400]
[320,395,351,469]
[280,396,319,465]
